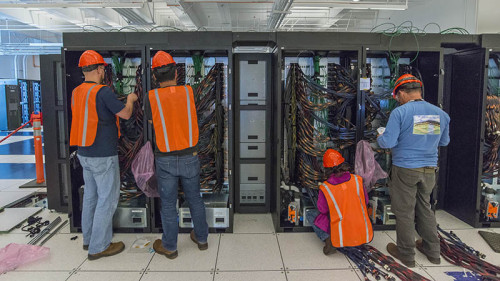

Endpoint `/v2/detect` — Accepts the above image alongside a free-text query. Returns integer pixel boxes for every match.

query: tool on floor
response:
[438,226,500,280]
[28,216,61,245]
[478,231,500,253]
[39,220,68,246]
[70,236,78,241]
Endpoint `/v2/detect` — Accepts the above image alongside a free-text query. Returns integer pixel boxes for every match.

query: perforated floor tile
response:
[277,233,352,270]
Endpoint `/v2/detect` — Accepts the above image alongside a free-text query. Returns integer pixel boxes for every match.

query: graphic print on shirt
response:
[413,115,441,135]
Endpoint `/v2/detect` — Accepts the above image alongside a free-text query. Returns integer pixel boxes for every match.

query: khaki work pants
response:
[389,165,440,262]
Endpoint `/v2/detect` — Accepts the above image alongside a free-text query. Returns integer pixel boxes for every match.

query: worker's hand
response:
[127,93,138,103]
[376,127,385,138]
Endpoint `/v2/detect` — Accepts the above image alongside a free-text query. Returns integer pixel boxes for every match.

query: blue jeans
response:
[306,209,330,242]
[156,154,208,251]
[78,155,120,255]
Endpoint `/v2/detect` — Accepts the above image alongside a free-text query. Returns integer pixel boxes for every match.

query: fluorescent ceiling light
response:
[370,7,406,10]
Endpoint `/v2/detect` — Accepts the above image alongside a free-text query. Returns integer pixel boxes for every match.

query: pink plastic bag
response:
[0,243,50,273]
[131,141,160,198]
[355,140,388,193]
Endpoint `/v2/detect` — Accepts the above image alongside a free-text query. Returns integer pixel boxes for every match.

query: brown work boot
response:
[386,242,416,268]
[323,236,337,255]
[416,239,441,264]
[153,239,178,259]
[190,230,208,250]
[83,245,88,251]
[87,242,125,261]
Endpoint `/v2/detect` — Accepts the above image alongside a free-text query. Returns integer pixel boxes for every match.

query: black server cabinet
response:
[234,53,273,213]
[42,39,151,232]
[0,84,21,131]
[41,54,68,212]
[441,36,500,228]
[141,31,234,233]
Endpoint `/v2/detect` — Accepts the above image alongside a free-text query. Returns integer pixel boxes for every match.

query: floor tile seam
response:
[274,233,289,281]
[139,249,157,280]
[212,233,222,273]
[212,269,286,272]
[284,268,360,272]
[75,269,147,272]
[145,270,215,273]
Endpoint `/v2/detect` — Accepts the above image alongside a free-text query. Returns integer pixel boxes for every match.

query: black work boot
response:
[323,236,337,255]
[387,242,416,268]
[416,239,441,264]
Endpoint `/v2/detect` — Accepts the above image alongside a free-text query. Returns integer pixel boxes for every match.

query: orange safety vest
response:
[148,85,199,153]
[319,175,373,248]
[70,83,120,147]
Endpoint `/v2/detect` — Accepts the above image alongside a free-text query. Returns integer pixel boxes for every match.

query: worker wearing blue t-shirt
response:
[377,74,450,268]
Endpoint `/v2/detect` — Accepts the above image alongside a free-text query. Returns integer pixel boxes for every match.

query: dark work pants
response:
[389,165,440,262]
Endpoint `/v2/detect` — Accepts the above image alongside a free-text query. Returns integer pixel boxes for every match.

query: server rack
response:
[135,32,234,233]
[440,34,500,228]
[0,84,21,131]
[43,33,151,232]
[234,53,273,213]
[273,32,371,232]
[18,79,34,125]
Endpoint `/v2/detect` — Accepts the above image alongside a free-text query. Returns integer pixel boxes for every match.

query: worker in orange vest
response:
[306,149,373,255]
[70,50,137,260]
[144,51,208,259]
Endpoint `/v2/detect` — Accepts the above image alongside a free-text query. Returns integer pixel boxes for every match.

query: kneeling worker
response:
[307,149,373,255]
[145,51,209,259]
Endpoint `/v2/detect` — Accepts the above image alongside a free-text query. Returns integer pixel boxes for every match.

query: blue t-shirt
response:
[377,100,450,169]
[77,83,125,157]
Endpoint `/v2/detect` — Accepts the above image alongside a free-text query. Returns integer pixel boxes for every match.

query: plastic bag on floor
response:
[131,141,159,198]
[355,140,388,193]
[0,243,50,274]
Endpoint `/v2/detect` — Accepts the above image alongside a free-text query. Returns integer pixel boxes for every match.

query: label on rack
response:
[360,78,371,91]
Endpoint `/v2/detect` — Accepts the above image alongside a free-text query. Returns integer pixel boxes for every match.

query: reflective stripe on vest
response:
[321,182,344,248]
[354,175,370,244]
[154,88,171,152]
[81,84,98,147]
[185,86,193,147]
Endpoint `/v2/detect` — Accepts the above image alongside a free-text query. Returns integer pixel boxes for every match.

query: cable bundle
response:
[438,226,500,280]
[339,245,431,281]
[284,63,357,189]
[117,64,144,201]
[194,63,225,192]
[483,89,500,178]
[176,63,186,85]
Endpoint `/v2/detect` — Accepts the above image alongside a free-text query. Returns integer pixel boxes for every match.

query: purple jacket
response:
[314,172,351,233]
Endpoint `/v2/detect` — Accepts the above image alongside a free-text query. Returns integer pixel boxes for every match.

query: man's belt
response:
[410,167,438,173]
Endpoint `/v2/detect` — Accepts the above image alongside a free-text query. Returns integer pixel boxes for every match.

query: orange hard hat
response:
[392,74,422,98]
[78,50,107,68]
[323,149,345,168]
[152,51,176,69]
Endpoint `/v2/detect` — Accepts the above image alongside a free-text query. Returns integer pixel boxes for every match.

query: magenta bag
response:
[131,141,160,197]
[0,243,50,273]
[355,140,388,193]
